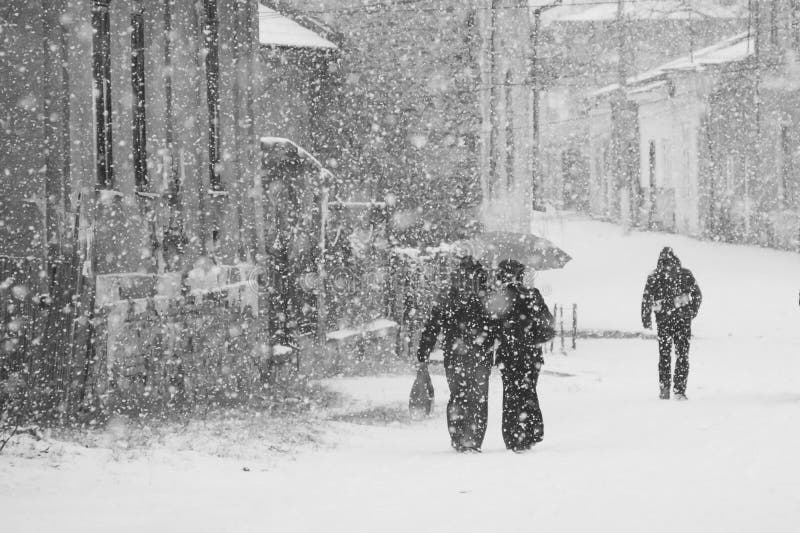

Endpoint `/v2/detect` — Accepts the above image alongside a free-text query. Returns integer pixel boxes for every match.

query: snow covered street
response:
[2,217,800,533]
[3,336,799,532]
[5,0,800,529]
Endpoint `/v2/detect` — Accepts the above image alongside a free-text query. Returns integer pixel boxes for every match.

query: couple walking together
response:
[414,246,702,453]
[416,256,553,453]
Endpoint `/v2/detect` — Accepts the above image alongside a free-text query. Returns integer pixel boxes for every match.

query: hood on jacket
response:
[657,247,681,270]
[496,258,526,285]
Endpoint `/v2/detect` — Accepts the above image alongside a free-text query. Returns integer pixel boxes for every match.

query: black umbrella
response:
[453,231,571,271]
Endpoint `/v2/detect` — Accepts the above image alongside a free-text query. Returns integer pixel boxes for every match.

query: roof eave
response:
[260,43,338,52]
[259,0,345,49]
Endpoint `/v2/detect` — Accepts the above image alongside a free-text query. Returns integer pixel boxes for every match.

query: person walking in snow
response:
[490,259,554,453]
[417,255,495,453]
[641,247,702,400]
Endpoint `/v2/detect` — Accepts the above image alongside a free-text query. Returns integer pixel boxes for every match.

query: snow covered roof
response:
[538,0,747,25]
[258,4,337,50]
[260,137,323,166]
[589,32,754,98]
[259,136,335,182]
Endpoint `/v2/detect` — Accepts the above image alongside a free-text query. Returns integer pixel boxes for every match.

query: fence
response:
[1,247,578,425]
[92,289,269,414]
[0,254,89,424]
[372,251,579,362]
[544,303,579,355]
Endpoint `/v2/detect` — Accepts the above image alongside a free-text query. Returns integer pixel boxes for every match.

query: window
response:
[92,0,113,189]
[463,11,476,64]
[662,141,672,188]
[682,126,691,191]
[780,126,790,205]
[648,141,656,227]
[724,155,734,193]
[770,0,778,46]
[164,0,179,202]
[131,6,147,190]
[204,0,221,190]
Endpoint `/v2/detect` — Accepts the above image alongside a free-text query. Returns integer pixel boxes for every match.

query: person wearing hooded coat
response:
[490,259,553,452]
[641,247,702,400]
[417,256,495,452]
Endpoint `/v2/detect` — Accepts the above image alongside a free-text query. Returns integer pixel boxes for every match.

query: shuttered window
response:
[92,0,114,189]
[204,0,221,190]
[131,5,147,190]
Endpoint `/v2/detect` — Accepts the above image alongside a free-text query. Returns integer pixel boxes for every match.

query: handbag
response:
[409,364,434,420]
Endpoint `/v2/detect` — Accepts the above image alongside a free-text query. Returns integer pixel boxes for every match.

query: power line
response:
[394,57,757,96]
[258,0,748,18]
[260,3,758,140]
[405,59,763,136]
[259,3,750,77]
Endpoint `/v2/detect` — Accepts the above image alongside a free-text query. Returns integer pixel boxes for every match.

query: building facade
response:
[587,33,752,235]
[536,1,746,216]
[0,0,342,419]
[0,0,340,277]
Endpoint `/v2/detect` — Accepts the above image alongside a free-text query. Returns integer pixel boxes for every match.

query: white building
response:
[536,0,746,214]
[587,33,753,234]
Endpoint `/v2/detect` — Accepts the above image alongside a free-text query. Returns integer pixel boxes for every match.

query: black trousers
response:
[500,354,544,451]
[444,358,491,450]
[657,321,691,394]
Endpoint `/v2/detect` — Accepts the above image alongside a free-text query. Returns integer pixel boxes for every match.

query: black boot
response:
[659,385,670,400]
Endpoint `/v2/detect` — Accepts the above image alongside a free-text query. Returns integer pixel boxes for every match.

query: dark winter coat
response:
[417,287,495,368]
[492,282,553,366]
[641,247,702,329]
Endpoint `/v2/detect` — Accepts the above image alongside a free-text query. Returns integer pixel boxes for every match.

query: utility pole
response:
[529,0,562,211]
[613,0,637,228]
[488,0,499,199]
[616,0,626,89]
[748,0,762,238]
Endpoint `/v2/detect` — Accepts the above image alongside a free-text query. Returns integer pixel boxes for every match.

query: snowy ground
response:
[2,215,799,532]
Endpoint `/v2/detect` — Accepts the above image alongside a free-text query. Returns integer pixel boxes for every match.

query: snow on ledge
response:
[364,318,398,333]
[326,319,399,342]
[272,345,294,357]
